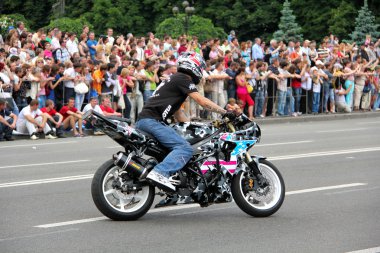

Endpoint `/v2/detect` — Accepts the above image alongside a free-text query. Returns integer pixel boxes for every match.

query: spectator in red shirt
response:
[41,99,65,138]
[59,97,84,137]
[177,38,189,56]
[100,96,122,117]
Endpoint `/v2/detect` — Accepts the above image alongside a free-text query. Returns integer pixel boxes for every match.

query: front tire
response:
[231,159,285,217]
[91,159,155,221]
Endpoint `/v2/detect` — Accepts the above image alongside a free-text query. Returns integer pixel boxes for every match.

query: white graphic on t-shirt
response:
[189,83,196,90]
[152,77,170,98]
[162,105,172,120]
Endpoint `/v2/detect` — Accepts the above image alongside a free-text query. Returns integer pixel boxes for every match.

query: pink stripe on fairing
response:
[201,169,236,174]
[203,161,237,166]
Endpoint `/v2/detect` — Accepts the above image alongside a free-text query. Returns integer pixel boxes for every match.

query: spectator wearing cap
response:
[16,99,57,140]
[0,98,17,141]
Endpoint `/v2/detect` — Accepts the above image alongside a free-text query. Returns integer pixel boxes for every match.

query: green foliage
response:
[45,17,92,35]
[350,0,380,44]
[328,1,356,40]
[0,14,29,35]
[273,0,303,42]
[155,15,227,42]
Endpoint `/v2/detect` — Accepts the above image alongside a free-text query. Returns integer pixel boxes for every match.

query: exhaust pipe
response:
[113,153,147,179]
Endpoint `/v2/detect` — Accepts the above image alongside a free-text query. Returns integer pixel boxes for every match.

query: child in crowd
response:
[311,66,322,114]
[226,98,242,114]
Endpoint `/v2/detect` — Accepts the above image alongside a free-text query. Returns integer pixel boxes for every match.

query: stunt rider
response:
[136,52,229,192]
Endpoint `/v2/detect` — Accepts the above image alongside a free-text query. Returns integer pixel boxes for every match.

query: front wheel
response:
[231,159,285,217]
[91,159,155,220]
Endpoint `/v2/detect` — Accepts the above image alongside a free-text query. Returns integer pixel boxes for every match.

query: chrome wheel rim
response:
[102,166,149,213]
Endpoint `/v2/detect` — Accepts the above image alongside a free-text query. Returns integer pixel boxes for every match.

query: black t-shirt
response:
[138,72,197,122]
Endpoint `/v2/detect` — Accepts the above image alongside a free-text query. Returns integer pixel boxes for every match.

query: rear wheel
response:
[231,159,285,217]
[91,159,155,220]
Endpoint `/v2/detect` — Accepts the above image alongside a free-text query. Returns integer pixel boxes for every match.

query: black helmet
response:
[177,51,206,84]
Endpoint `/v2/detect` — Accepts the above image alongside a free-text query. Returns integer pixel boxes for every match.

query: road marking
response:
[346,246,380,253]
[0,174,93,188]
[285,183,367,195]
[34,182,366,229]
[0,160,90,170]
[316,128,368,133]
[270,147,380,161]
[324,186,379,195]
[0,141,78,149]
[107,146,121,149]
[0,228,79,242]
[257,140,313,147]
[356,121,379,125]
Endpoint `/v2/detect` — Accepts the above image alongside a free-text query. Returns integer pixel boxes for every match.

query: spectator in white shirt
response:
[16,99,57,140]
[66,32,79,57]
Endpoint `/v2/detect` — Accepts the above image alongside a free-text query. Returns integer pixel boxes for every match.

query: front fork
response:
[245,154,269,187]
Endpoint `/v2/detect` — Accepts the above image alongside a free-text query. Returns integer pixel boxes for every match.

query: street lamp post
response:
[172,1,195,35]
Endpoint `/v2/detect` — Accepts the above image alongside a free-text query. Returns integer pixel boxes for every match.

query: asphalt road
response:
[0,116,379,253]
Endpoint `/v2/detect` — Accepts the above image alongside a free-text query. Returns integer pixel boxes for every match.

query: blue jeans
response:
[292,87,302,113]
[255,90,265,116]
[38,95,46,109]
[284,87,295,115]
[75,93,85,111]
[276,90,287,115]
[135,118,193,177]
[312,92,320,113]
[0,118,13,139]
[227,84,236,100]
[323,85,335,112]
[143,90,154,103]
[373,94,380,110]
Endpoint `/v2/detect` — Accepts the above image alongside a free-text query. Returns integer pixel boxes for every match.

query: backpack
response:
[52,48,62,63]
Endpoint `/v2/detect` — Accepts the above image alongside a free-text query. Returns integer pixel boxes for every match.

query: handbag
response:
[246,83,253,93]
[74,82,89,94]
[118,94,125,109]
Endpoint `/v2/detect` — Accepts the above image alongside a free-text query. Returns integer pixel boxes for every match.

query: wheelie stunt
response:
[85,52,285,220]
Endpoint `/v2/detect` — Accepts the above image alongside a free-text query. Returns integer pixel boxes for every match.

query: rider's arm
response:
[188,92,227,114]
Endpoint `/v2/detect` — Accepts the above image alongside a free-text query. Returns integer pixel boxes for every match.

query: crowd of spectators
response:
[0,21,380,141]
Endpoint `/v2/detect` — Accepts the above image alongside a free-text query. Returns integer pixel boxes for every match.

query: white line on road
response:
[0,141,78,149]
[316,128,368,133]
[345,246,380,253]
[34,182,366,229]
[0,174,94,188]
[269,147,380,161]
[0,228,79,242]
[257,140,313,147]
[285,183,367,195]
[324,186,379,195]
[0,160,90,170]
[356,121,379,125]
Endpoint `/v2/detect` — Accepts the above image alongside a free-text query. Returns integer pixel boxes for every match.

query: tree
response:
[328,1,356,41]
[45,17,92,35]
[155,14,226,42]
[350,0,380,44]
[273,0,303,42]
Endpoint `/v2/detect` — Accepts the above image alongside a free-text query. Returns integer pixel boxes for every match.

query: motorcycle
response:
[83,110,285,221]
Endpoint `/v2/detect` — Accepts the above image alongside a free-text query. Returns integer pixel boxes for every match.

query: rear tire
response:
[91,159,155,221]
[231,159,285,217]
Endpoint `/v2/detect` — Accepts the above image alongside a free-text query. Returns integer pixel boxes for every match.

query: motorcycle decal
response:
[230,140,257,155]
[172,122,217,142]
[200,158,238,174]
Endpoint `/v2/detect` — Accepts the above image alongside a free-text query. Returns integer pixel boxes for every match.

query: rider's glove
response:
[222,111,237,121]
